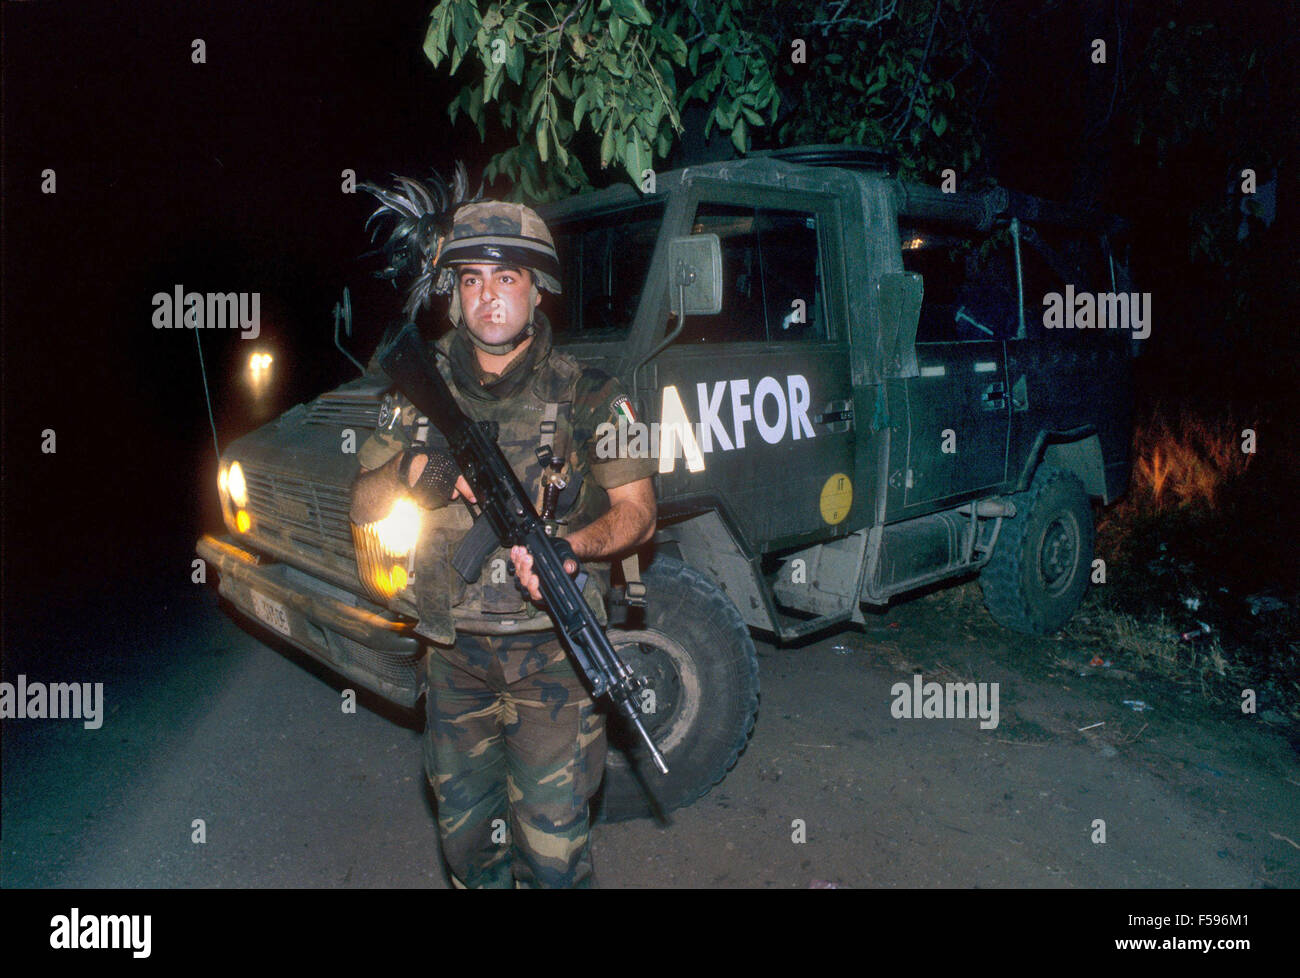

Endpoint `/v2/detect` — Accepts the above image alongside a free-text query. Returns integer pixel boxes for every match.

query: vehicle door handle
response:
[813,400,854,432]
[981,382,1007,411]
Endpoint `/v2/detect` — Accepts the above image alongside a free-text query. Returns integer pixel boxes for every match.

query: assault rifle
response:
[379,324,668,775]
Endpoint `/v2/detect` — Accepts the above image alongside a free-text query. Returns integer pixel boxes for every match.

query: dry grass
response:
[1066,603,1230,695]
[1124,405,1256,513]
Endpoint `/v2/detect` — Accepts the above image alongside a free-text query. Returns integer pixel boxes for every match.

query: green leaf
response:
[611,0,654,26]
[610,14,628,48]
[600,118,616,168]
[506,43,524,85]
[688,43,699,74]
[573,90,590,129]
[528,82,547,123]
[717,94,739,128]
[537,123,549,163]
[422,5,450,65]
[741,104,764,127]
[623,137,646,184]
[666,32,688,67]
[730,116,747,154]
[451,2,477,53]
[931,113,947,137]
[487,61,505,102]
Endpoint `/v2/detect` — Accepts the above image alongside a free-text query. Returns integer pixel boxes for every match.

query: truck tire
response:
[979,466,1094,636]
[594,555,760,822]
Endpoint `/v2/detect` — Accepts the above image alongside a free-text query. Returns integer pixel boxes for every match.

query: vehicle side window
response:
[681,202,827,343]
[1017,227,1110,339]
[1018,244,1066,339]
[900,223,1018,343]
[1035,227,1107,294]
[549,202,664,342]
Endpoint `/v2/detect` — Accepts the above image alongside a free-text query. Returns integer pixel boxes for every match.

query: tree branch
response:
[798,0,899,38]
[893,1,942,141]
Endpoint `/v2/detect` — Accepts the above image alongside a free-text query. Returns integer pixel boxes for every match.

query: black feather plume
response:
[359,162,478,320]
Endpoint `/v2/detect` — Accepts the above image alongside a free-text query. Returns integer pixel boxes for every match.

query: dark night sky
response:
[2,0,1293,601]
[4,0,470,586]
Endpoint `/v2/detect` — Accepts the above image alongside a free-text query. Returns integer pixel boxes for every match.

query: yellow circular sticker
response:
[819,473,853,525]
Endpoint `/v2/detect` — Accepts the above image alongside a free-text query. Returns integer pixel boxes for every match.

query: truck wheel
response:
[979,466,1094,636]
[594,555,760,822]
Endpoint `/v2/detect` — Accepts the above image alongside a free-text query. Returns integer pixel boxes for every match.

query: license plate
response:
[251,590,292,637]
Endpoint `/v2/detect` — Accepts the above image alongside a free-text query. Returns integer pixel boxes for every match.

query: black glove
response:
[400,448,460,510]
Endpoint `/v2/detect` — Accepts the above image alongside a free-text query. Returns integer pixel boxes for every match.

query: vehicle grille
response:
[243,465,355,561]
[334,633,423,691]
[306,398,381,430]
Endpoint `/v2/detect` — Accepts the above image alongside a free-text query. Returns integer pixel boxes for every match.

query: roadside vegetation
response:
[1070,400,1298,728]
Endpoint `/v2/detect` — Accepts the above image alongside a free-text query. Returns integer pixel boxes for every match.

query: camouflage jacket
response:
[357,313,655,664]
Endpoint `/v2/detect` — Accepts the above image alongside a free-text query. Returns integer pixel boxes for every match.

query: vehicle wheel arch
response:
[1016,426,1107,501]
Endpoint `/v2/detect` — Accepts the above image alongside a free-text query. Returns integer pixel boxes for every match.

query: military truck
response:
[197,145,1134,820]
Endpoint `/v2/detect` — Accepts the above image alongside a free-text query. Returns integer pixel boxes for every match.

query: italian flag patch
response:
[612,395,637,424]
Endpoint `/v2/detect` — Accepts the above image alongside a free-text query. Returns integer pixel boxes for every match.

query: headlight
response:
[218,465,229,499]
[227,461,249,508]
[373,497,420,557]
[352,497,421,602]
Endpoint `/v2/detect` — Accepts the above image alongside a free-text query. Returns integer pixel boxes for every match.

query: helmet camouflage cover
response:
[435,200,562,296]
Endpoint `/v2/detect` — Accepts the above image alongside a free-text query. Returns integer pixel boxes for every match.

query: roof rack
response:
[751,144,897,175]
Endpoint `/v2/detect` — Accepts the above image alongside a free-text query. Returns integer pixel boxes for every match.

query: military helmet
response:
[435,200,562,295]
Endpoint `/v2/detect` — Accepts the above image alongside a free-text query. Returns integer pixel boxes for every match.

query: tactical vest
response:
[410,336,611,642]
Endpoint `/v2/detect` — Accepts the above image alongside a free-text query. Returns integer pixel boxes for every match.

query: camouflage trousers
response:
[423,633,606,888]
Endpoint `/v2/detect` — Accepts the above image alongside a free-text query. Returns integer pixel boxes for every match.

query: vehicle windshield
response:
[546,201,665,343]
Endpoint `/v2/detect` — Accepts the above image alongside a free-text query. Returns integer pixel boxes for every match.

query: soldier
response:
[351,195,657,888]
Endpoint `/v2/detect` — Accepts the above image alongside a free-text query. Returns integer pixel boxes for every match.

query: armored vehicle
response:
[197,146,1134,819]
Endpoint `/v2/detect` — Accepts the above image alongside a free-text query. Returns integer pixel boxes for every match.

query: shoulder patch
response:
[610,394,637,424]
[377,393,402,431]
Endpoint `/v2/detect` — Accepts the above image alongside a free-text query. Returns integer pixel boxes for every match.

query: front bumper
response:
[196,534,425,708]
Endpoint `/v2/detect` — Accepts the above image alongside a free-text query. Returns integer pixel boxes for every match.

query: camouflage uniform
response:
[358,312,654,888]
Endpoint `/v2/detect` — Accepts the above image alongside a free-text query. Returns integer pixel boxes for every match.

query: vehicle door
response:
[642,187,859,551]
[893,223,1016,511]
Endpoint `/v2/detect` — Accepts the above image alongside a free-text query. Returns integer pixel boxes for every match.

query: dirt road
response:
[4,577,1297,888]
